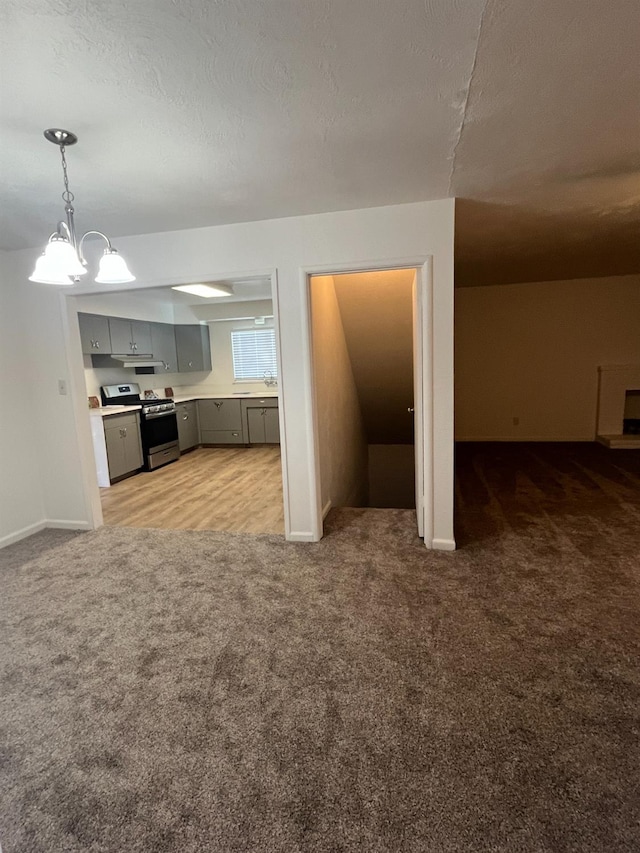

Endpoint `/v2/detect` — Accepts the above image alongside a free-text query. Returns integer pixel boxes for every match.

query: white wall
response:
[455,274,640,441]
[0,252,94,542]
[3,199,455,546]
[311,275,368,510]
[74,291,176,323]
[0,252,46,545]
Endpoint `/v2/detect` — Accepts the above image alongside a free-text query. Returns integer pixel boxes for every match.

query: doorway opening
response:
[73,276,285,535]
[309,267,425,536]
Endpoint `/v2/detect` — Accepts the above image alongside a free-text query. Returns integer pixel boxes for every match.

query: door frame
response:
[302,256,434,546]
[62,266,293,537]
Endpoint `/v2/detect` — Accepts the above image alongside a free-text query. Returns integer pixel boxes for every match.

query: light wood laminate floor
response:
[101,446,285,534]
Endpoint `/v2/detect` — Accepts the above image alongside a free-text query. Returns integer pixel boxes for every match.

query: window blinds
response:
[231,329,278,380]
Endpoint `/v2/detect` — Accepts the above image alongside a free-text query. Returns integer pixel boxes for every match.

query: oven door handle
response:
[144,410,176,420]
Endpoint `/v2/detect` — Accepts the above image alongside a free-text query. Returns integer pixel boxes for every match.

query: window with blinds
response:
[231,328,278,381]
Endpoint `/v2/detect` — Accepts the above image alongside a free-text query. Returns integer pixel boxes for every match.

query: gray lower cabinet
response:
[175,324,212,372]
[78,313,112,355]
[150,322,178,373]
[198,398,243,444]
[103,412,143,481]
[241,397,279,444]
[109,318,152,355]
[246,405,280,444]
[177,402,200,451]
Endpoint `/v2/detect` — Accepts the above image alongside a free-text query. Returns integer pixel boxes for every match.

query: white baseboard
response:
[322,500,332,520]
[455,436,593,442]
[429,538,457,551]
[45,519,92,531]
[0,520,47,549]
[0,519,93,550]
[287,531,320,542]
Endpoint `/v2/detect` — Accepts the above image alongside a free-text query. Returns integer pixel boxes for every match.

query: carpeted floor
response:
[1,442,639,852]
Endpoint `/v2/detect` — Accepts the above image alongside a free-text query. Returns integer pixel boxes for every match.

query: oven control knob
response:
[149,405,159,413]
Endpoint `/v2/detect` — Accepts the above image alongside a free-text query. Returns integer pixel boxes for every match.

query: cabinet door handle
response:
[232,432,239,437]
[95,340,100,349]
[119,428,127,438]
[164,362,170,371]
[215,401,223,409]
[188,361,193,367]
[407,407,414,413]
[183,414,188,420]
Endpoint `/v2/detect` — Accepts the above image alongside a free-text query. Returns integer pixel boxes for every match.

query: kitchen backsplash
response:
[83,358,207,399]
[84,357,276,402]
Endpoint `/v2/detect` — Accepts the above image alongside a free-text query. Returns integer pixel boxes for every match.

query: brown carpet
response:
[1,442,639,852]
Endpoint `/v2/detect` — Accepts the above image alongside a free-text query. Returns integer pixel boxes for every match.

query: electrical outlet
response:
[513,416,519,426]
[58,379,68,396]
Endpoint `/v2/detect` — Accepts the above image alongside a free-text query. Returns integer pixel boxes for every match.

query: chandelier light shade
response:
[28,252,77,286]
[95,249,136,284]
[29,129,135,286]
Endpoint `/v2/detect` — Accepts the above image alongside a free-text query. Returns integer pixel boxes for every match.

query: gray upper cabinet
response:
[175,324,212,372]
[109,318,153,355]
[78,313,112,355]
[150,322,178,373]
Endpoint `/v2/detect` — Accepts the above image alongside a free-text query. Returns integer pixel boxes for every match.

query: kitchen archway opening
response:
[73,275,285,536]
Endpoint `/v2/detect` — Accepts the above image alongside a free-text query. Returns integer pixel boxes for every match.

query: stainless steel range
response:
[101,383,179,471]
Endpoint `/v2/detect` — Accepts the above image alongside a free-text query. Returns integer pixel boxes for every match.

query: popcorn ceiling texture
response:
[1,0,638,284]
[0,0,485,249]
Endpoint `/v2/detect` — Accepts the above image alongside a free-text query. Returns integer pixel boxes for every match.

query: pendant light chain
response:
[59,145,75,204]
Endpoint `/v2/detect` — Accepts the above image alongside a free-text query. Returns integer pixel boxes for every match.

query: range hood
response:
[91,354,165,369]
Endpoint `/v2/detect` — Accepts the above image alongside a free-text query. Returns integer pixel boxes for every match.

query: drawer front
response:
[200,429,244,445]
[246,397,278,408]
[103,412,139,428]
[198,399,242,431]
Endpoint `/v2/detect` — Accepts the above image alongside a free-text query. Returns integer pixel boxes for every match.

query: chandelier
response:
[29,129,135,286]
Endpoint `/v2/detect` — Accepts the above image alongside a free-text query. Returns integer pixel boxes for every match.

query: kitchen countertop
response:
[89,392,278,416]
[172,392,279,403]
[90,405,142,418]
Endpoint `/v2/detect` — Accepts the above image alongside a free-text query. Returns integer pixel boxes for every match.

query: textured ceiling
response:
[453,1,640,285]
[1,0,639,286]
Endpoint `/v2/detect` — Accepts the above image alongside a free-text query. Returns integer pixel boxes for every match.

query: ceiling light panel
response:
[172,283,233,298]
